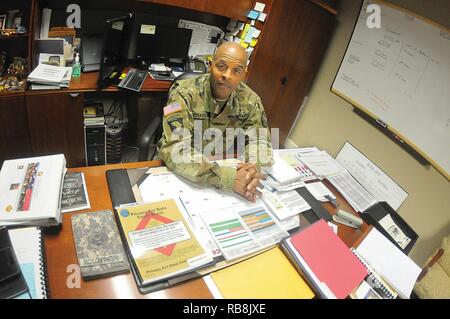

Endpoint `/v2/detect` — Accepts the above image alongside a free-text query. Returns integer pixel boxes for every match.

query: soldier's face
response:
[210,53,246,100]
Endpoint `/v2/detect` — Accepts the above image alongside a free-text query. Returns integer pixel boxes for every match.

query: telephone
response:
[184,58,208,73]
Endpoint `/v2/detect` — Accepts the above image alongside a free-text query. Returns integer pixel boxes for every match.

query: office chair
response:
[137,72,202,161]
[413,234,450,298]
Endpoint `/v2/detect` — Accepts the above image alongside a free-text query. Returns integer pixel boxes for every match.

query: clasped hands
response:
[233,163,265,202]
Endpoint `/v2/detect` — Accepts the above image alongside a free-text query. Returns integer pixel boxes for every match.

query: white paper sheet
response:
[355,228,421,299]
[336,142,408,210]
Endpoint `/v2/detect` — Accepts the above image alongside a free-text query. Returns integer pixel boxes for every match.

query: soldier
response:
[158,42,273,202]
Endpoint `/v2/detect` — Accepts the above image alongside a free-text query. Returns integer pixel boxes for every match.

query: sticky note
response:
[244,27,255,43]
[254,2,266,12]
[257,12,267,22]
[250,39,258,47]
[112,21,124,31]
[240,39,249,48]
[241,23,251,39]
[252,29,261,39]
[140,24,156,34]
[247,10,259,20]
[250,20,255,26]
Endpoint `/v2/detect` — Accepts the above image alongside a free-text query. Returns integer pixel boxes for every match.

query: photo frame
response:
[0,14,7,29]
[11,11,22,29]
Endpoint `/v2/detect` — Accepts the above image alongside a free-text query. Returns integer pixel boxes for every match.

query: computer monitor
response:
[136,25,192,62]
[97,13,134,89]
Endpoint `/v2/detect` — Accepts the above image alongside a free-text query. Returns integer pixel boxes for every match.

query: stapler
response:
[332,209,363,229]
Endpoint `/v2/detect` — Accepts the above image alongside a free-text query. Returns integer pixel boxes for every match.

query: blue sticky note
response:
[247,10,259,20]
[244,27,256,44]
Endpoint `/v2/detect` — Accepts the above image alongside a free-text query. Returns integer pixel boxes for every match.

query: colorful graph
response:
[239,206,275,233]
[208,218,252,249]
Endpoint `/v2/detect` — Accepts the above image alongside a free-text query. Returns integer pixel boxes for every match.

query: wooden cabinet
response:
[204,0,254,20]
[143,0,206,12]
[0,94,32,164]
[247,0,336,145]
[25,92,85,167]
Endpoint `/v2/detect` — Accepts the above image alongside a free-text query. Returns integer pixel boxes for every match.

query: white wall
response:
[288,0,450,265]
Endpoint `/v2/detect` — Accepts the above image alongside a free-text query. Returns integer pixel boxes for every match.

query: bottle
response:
[72,53,81,78]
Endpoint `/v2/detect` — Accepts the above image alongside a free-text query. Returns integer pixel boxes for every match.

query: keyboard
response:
[118,68,148,92]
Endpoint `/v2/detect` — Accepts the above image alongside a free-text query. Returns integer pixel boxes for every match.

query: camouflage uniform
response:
[157,74,273,191]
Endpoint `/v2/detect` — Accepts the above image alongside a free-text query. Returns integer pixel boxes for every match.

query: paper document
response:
[305,182,336,202]
[336,142,408,210]
[355,228,421,299]
[260,189,310,220]
[273,149,317,182]
[201,202,288,261]
[297,150,345,177]
[263,153,303,184]
[178,19,224,56]
[327,170,376,212]
[27,64,67,83]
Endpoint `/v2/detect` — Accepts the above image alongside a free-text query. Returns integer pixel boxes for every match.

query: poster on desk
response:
[116,199,213,285]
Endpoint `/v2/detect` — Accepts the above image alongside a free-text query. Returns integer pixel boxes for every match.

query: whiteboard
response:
[332,0,450,179]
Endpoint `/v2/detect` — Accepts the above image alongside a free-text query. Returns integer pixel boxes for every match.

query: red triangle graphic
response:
[134,210,177,256]
[155,243,176,256]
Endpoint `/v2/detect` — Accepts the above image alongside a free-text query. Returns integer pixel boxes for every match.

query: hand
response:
[233,163,264,202]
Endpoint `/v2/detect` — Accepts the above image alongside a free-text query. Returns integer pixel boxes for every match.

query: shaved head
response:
[210,42,248,100]
[213,42,248,67]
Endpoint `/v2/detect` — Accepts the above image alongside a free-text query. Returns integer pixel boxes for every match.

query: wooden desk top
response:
[25,68,172,96]
[44,161,367,299]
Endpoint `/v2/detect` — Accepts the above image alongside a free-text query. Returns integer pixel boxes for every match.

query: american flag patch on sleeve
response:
[163,102,182,116]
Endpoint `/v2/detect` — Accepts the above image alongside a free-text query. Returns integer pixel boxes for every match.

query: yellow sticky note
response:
[250,39,258,47]
[210,247,315,299]
[240,40,249,48]
[241,23,251,38]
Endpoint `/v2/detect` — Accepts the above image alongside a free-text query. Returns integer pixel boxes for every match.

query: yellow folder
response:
[210,247,315,299]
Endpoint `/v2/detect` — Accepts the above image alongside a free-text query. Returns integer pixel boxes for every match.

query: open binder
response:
[351,226,422,299]
[5,227,49,299]
[106,167,298,294]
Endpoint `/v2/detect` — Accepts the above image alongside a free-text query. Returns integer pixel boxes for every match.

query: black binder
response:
[0,227,29,299]
[105,167,302,294]
[362,202,418,255]
[105,168,211,294]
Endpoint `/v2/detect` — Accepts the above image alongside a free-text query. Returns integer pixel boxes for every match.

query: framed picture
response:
[0,14,7,29]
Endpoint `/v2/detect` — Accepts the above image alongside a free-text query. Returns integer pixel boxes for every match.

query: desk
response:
[26,68,172,95]
[43,161,368,299]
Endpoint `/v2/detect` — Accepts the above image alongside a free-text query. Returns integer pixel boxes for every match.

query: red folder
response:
[290,220,368,299]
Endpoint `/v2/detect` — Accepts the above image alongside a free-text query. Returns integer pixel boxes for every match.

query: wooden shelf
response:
[0,33,29,40]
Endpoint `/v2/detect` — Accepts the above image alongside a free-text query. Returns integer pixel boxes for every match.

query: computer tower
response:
[84,124,106,166]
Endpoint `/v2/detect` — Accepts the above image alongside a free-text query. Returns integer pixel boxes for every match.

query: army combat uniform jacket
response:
[157,74,273,191]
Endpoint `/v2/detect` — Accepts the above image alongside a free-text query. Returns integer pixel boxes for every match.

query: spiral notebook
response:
[350,248,397,299]
[352,226,421,299]
[8,227,49,299]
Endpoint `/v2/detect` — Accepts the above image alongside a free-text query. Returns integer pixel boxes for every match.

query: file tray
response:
[363,202,418,255]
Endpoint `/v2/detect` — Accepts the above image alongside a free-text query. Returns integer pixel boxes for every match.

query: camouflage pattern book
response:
[71,210,129,280]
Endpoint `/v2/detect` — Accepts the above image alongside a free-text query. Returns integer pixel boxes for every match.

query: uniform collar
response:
[204,74,239,116]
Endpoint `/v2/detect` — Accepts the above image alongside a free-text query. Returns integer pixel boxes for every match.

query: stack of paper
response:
[296,149,345,178]
[280,220,368,299]
[0,154,66,227]
[263,152,305,191]
[27,64,72,90]
[355,227,422,299]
